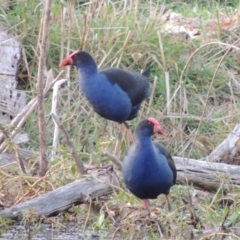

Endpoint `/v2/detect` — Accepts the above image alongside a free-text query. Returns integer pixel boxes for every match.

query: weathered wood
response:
[0,71,64,152]
[0,176,113,219]
[174,157,240,191]
[0,25,25,123]
[0,148,36,172]
[104,151,240,191]
[36,0,51,176]
[51,79,68,161]
[206,124,240,165]
[1,156,240,219]
[102,151,123,171]
[2,123,240,219]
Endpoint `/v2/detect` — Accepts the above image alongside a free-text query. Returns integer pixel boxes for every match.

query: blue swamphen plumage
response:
[123,117,176,215]
[60,50,152,154]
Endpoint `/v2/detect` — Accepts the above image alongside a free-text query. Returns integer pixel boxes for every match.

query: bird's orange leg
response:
[126,127,134,144]
[143,198,166,235]
[113,124,124,155]
[123,122,134,143]
[142,199,151,217]
[114,123,134,155]
[166,194,173,228]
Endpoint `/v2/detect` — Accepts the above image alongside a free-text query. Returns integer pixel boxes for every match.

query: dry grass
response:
[1,0,240,239]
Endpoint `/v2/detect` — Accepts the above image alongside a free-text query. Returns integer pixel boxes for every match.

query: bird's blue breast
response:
[79,72,132,123]
[123,144,174,199]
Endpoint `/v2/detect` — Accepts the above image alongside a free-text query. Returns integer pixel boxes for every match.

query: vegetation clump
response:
[1,0,240,239]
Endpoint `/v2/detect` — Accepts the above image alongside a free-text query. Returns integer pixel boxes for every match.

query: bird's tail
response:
[142,67,151,78]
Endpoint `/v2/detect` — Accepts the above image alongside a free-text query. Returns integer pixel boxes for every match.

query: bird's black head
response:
[135,117,167,138]
[59,50,97,70]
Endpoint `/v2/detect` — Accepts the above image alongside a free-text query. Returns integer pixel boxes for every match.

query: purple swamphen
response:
[59,50,152,154]
[123,117,176,216]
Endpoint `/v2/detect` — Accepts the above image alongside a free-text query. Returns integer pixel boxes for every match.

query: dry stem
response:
[36,0,51,176]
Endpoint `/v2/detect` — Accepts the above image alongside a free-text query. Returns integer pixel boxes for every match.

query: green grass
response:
[1,0,240,239]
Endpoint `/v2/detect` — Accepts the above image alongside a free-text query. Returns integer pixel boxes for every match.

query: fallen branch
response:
[51,79,68,161]
[102,151,122,171]
[1,119,240,220]
[1,156,240,219]
[0,71,64,153]
[0,175,113,219]
[206,124,240,164]
[174,157,240,191]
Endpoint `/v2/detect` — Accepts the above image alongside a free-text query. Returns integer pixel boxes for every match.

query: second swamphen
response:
[59,50,152,154]
[123,117,176,216]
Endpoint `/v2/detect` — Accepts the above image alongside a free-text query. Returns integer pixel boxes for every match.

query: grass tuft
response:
[1,0,240,238]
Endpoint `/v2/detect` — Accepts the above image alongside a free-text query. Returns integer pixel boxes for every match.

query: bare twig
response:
[158,31,171,116]
[155,110,208,154]
[60,1,65,62]
[51,113,86,175]
[116,30,131,67]
[80,12,88,50]
[187,189,203,229]
[102,151,122,171]
[36,0,51,176]
[51,79,68,161]
[0,71,62,141]
[0,124,9,140]
[146,76,157,116]
[0,124,26,173]
[0,70,63,155]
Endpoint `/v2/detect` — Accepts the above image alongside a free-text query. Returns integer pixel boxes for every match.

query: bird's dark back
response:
[153,142,177,184]
[100,67,152,106]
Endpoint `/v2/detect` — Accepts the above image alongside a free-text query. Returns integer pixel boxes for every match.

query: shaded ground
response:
[0,223,100,240]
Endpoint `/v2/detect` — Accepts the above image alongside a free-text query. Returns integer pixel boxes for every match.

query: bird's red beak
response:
[59,56,73,67]
[148,117,167,136]
[59,50,80,67]
[154,125,167,136]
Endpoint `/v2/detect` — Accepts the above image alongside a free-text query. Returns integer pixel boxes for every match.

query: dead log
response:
[0,71,65,152]
[1,156,240,219]
[173,123,240,191]
[103,154,240,192]
[174,157,240,191]
[2,123,240,219]
[0,175,113,219]
[0,25,25,123]
[206,124,240,165]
